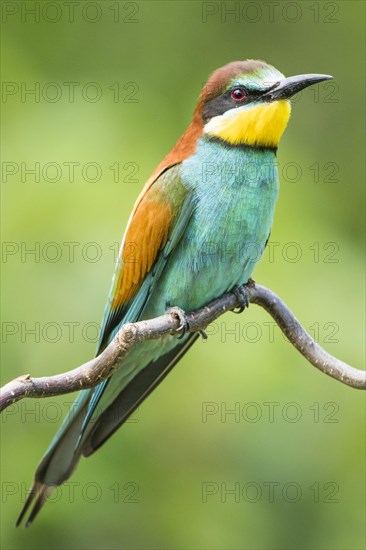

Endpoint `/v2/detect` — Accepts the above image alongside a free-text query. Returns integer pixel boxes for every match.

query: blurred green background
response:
[1,1,365,549]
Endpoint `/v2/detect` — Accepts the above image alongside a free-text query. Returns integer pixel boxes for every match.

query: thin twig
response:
[0,282,364,413]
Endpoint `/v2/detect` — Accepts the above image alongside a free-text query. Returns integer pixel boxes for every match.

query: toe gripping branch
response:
[231,283,251,314]
[167,281,254,341]
[167,306,208,341]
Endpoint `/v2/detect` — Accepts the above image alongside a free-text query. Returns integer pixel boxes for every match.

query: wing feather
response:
[97,165,190,352]
[77,166,195,438]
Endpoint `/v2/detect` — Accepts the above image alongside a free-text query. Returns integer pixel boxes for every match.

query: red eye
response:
[231,88,245,101]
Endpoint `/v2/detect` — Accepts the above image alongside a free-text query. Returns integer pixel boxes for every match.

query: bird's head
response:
[198,60,332,149]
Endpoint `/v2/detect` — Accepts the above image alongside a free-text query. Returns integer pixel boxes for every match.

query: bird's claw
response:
[167,306,190,339]
[231,284,250,314]
[167,307,208,341]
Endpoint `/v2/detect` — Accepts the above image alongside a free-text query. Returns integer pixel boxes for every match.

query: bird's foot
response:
[231,283,251,314]
[167,306,190,339]
[167,306,208,341]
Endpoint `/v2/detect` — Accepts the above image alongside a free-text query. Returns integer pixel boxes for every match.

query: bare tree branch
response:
[1,282,364,413]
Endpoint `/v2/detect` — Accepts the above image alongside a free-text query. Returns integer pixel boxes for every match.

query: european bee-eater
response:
[17,60,332,525]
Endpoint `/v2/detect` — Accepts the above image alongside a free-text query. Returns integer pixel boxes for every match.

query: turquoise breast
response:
[100,138,280,397]
[148,137,279,314]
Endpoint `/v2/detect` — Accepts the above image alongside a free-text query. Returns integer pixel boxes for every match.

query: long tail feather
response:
[16,482,54,527]
[17,334,198,525]
[16,392,90,526]
[15,482,36,527]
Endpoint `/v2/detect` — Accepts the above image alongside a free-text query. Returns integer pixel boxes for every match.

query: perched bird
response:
[17,60,332,525]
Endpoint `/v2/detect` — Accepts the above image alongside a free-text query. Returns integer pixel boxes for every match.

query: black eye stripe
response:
[203,87,261,122]
[202,81,283,123]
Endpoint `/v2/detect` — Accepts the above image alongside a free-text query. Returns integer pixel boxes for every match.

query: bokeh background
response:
[1,1,365,549]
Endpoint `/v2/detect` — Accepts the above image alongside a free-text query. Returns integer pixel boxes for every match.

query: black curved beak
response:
[263,73,333,101]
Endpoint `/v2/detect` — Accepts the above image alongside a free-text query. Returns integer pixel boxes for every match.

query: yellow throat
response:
[204,99,291,148]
